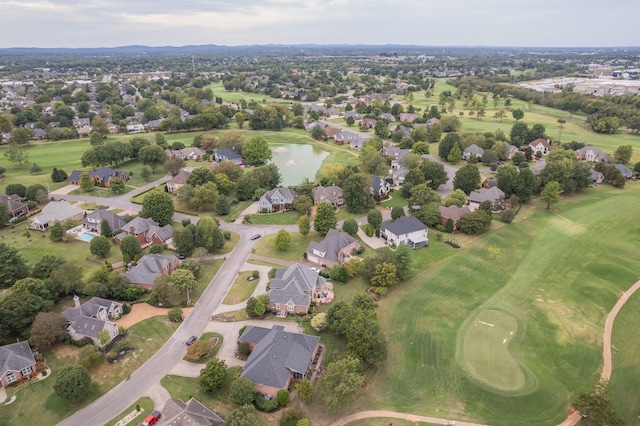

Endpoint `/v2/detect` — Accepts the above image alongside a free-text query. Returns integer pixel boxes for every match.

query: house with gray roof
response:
[114,216,173,248]
[576,146,610,163]
[349,137,366,151]
[125,254,181,289]
[382,146,412,169]
[166,147,207,161]
[306,229,359,268]
[613,163,633,178]
[463,144,485,161]
[391,166,410,187]
[370,175,390,198]
[379,112,396,122]
[258,187,297,213]
[61,296,120,347]
[334,130,360,145]
[69,167,129,188]
[312,185,344,207]
[30,200,84,231]
[267,263,325,315]
[0,194,29,220]
[213,148,243,165]
[590,169,604,185]
[82,210,127,234]
[167,169,191,193]
[439,205,472,231]
[0,341,36,388]
[380,216,429,249]
[161,398,224,426]
[238,325,320,396]
[468,186,506,211]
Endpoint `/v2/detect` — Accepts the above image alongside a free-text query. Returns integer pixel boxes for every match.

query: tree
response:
[242,135,272,165]
[140,167,151,180]
[395,243,413,280]
[78,345,103,370]
[613,144,633,164]
[512,109,524,121]
[370,262,398,292]
[374,120,389,138]
[6,183,27,198]
[343,173,374,213]
[215,195,230,216]
[311,312,328,332]
[10,127,32,145]
[164,158,186,177]
[360,150,388,176]
[275,229,292,250]
[152,276,176,305]
[496,164,519,197]
[53,366,91,401]
[191,182,219,212]
[529,123,546,141]
[225,405,259,426]
[514,167,536,202]
[367,209,383,229]
[80,172,93,192]
[447,144,462,163]
[347,311,387,365]
[230,377,255,405]
[171,269,197,303]
[572,381,625,426]
[314,202,337,236]
[541,181,562,209]
[442,189,467,207]
[199,357,228,392]
[292,195,312,216]
[438,133,462,159]
[245,294,270,317]
[140,190,174,226]
[510,121,530,147]
[298,215,310,236]
[0,203,10,226]
[28,312,67,349]
[329,265,349,283]
[90,235,111,258]
[409,184,441,211]
[311,125,325,140]
[138,144,166,172]
[91,115,109,138]
[100,219,113,238]
[320,355,365,413]
[49,220,65,242]
[459,210,492,234]
[89,132,103,147]
[453,164,481,195]
[120,235,142,259]
[109,177,124,195]
[412,141,430,155]
[390,206,405,221]
[4,143,30,167]
[295,378,313,402]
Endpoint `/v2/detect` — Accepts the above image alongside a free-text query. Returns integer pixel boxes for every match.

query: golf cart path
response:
[334,279,640,426]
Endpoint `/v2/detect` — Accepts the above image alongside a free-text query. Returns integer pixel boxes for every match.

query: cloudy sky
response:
[0,0,638,48]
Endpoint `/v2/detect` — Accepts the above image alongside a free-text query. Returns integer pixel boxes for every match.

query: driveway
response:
[357,228,387,249]
[422,154,457,197]
[49,184,79,195]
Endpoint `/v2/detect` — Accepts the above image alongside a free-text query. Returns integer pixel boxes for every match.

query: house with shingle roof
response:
[382,146,412,169]
[312,185,344,207]
[306,229,359,268]
[82,210,127,234]
[69,167,129,188]
[379,113,396,122]
[238,325,320,396]
[463,144,485,161]
[576,146,610,163]
[529,138,551,156]
[380,216,429,249]
[161,398,224,426]
[0,341,36,388]
[61,296,120,347]
[166,147,207,161]
[334,130,360,145]
[0,194,29,219]
[167,169,191,193]
[30,200,84,231]
[125,254,181,289]
[468,186,506,211]
[213,148,243,166]
[114,216,173,248]
[439,205,472,231]
[267,263,325,315]
[370,175,390,198]
[258,187,296,213]
[614,163,633,178]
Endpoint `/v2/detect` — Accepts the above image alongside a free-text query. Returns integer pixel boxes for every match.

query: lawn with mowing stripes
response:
[248,211,299,225]
[222,271,259,305]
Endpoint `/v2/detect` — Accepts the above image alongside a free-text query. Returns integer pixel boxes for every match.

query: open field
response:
[249,211,299,225]
[206,81,291,106]
[222,271,259,305]
[253,231,322,262]
[308,182,640,425]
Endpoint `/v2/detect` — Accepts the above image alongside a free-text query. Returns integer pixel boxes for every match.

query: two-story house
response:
[125,254,181,289]
[114,217,173,248]
[576,146,610,163]
[306,229,360,268]
[380,216,429,249]
[312,185,344,207]
[82,210,127,234]
[370,175,390,198]
[0,341,37,388]
[258,187,297,213]
[267,263,324,314]
[61,296,121,347]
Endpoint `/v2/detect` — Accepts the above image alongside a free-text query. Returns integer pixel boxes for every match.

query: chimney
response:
[73,295,81,309]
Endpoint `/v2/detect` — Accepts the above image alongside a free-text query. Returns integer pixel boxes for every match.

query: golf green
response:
[462,309,525,392]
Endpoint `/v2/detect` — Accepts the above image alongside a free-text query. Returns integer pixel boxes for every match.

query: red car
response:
[141,410,161,426]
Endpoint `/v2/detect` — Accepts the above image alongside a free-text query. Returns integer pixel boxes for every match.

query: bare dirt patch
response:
[51,345,79,360]
[117,304,193,329]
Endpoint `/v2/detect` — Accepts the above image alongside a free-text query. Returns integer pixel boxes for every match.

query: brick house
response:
[312,185,344,207]
[61,296,121,347]
[125,254,181,289]
[0,341,36,388]
[114,217,173,248]
[306,229,360,268]
[258,187,296,213]
[69,167,129,188]
[438,205,472,231]
[0,194,29,219]
[267,264,324,315]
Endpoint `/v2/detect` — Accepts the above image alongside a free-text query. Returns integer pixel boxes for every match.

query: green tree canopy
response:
[298,215,310,236]
[242,135,272,165]
[198,357,228,392]
[275,229,292,250]
[320,355,365,413]
[140,190,174,226]
[453,164,481,195]
[53,366,91,401]
[90,235,111,258]
[120,235,142,259]
[314,202,337,236]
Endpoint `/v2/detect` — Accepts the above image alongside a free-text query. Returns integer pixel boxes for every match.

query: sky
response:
[0,0,639,48]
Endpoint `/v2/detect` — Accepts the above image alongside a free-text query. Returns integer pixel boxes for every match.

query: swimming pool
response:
[77,232,97,242]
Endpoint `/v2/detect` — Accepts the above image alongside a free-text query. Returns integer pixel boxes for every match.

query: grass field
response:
[253,232,322,262]
[105,397,154,426]
[222,271,259,305]
[309,182,640,426]
[249,211,299,225]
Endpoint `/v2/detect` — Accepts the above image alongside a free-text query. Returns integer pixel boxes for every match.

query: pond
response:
[270,143,329,186]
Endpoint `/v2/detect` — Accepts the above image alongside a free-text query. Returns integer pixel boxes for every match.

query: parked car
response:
[250,234,261,240]
[176,253,186,260]
[141,410,161,426]
[186,336,198,346]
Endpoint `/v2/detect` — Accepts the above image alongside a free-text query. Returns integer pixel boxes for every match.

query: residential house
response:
[166,147,207,161]
[614,163,633,178]
[344,111,361,121]
[30,200,84,231]
[426,117,440,127]
[126,121,145,134]
[380,216,429,249]
[312,185,344,207]
[145,119,164,132]
[370,175,390,198]
[576,146,610,163]
[167,169,191,193]
[349,138,366,151]
[529,138,551,156]
[238,325,320,396]
[324,127,341,139]
[258,187,296,213]
[326,107,341,117]
[468,187,506,211]
[379,112,396,122]
[0,341,37,388]
[213,148,243,166]
[391,166,410,187]
[304,121,323,132]
[82,210,127,234]
[72,118,90,128]
[69,167,129,188]
[77,126,92,138]
[161,398,224,426]
[0,194,29,219]
[439,205,472,231]
[334,130,360,145]
[61,296,120,347]
[507,144,519,160]
[399,113,417,123]
[362,118,377,128]
[463,144,485,161]
[267,263,325,314]
[32,128,47,140]
[590,169,604,185]
[306,228,360,268]
[307,104,326,116]
[125,254,181,289]
[1,133,10,144]
[382,146,411,169]
[114,216,173,248]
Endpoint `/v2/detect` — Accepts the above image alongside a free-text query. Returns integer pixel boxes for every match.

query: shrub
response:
[122,303,131,315]
[224,231,231,240]
[277,389,290,406]
[238,341,251,357]
[168,306,183,322]
[311,312,328,331]
[186,339,213,361]
[268,268,276,279]
[149,244,164,254]
[230,377,255,405]
[252,270,260,279]
[435,224,446,232]
[255,392,279,412]
[238,325,247,338]
[363,225,374,237]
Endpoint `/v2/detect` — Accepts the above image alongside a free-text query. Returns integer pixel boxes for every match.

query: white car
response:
[309,267,320,272]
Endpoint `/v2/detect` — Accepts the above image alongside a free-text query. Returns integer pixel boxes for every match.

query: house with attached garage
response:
[576,146,610,163]
[267,263,325,315]
[382,146,412,169]
[114,216,173,248]
[258,187,296,213]
[165,147,207,161]
[61,296,120,347]
[161,398,224,426]
[166,169,191,194]
[306,228,360,268]
[439,205,472,232]
[238,325,320,396]
[0,194,29,220]
[380,216,429,249]
[0,341,37,388]
[69,167,129,188]
[463,144,484,161]
[82,209,127,234]
[334,130,360,145]
[614,163,633,179]
[125,254,181,289]
[528,138,551,156]
[30,200,84,231]
[468,186,506,211]
[213,148,243,166]
[312,185,344,207]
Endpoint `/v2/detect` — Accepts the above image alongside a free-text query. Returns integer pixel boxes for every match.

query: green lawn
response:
[326,183,640,425]
[380,191,408,209]
[253,232,322,262]
[190,259,224,303]
[222,271,259,305]
[3,316,179,426]
[248,211,299,225]
[223,200,253,223]
[105,397,154,426]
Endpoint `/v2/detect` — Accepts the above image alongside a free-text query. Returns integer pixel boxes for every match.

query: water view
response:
[270,143,329,186]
